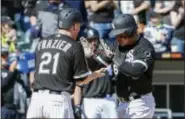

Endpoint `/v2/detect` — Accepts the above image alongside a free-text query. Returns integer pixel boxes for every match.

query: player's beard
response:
[84,44,94,58]
[80,37,96,58]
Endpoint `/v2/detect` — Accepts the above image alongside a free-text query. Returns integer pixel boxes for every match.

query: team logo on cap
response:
[112,23,115,29]
[59,21,63,27]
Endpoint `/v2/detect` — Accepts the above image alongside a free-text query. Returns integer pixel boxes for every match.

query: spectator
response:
[143,11,173,53]
[64,0,87,22]
[170,0,184,53]
[1,48,32,119]
[119,0,151,35]
[64,0,88,38]
[2,6,9,16]
[85,0,116,45]
[30,0,70,38]
[132,0,151,34]
[1,47,19,119]
[1,16,17,53]
[119,1,134,15]
[153,1,176,26]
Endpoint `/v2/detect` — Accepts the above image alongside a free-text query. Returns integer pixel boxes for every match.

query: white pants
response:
[26,90,74,118]
[82,98,118,118]
[117,93,156,118]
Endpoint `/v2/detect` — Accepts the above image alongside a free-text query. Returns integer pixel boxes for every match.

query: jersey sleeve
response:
[118,47,155,78]
[133,47,155,71]
[73,44,91,80]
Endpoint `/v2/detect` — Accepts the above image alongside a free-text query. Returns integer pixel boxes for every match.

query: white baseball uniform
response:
[117,93,156,118]
[26,90,74,118]
[82,97,118,118]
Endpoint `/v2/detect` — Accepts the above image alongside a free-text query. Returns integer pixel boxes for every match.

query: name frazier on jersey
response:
[37,39,72,52]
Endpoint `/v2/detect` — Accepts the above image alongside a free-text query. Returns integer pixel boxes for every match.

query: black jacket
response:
[1,69,18,109]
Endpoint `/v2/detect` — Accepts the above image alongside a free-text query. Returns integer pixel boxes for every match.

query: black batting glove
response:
[74,104,82,119]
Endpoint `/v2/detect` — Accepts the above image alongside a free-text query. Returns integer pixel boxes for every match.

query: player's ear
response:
[73,24,76,31]
[74,23,78,31]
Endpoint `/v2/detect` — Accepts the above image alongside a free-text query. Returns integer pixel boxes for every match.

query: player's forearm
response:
[133,1,150,14]
[29,71,35,85]
[76,71,104,85]
[90,0,113,12]
[73,86,82,105]
[85,1,91,8]
[118,61,146,78]
[170,11,184,28]
[155,1,175,14]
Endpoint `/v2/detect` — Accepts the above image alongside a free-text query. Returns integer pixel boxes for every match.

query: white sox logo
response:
[125,49,134,63]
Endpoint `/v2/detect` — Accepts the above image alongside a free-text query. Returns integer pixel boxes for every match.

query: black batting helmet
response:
[83,27,99,40]
[109,14,138,37]
[58,8,83,29]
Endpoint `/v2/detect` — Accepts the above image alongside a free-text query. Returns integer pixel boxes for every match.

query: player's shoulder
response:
[137,35,155,51]
[134,35,155,57]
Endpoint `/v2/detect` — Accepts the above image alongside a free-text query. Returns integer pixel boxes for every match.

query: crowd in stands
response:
[1,0,184,119]
[1,0,184,54]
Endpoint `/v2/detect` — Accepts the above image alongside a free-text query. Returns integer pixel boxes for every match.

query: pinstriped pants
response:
[117,93,156,118]
[82,98,118,118]
[26,90,74,118]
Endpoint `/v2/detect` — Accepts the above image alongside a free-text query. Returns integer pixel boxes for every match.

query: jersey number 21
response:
[38,52,60,74]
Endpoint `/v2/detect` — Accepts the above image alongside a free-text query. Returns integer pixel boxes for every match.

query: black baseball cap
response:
[148,11,160,18]
[109,14,137,37]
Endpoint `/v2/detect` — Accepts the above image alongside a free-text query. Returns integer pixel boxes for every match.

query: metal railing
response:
[154,108,184,119]
[154,108,172,119]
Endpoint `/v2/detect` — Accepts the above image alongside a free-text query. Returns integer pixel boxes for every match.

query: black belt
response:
[33,89,62,95]
[118,95,141,102]
[118,97,129,102]
[129,95,141,101]
[85,96,105,98]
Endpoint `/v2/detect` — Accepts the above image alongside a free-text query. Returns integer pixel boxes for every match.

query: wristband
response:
[76,84,84,88]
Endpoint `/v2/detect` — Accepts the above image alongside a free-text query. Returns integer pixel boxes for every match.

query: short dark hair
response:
[148,11,160,19]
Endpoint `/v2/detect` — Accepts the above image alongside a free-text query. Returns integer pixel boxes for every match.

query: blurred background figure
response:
[153,1,176,26]
[1,47,19,119]
[170,0,184,53]
[1,50,33,119]
[144,11,173,53]
[1,16,17,53]
[30,0,70,38]
[119,0,151,35]
[85,0,116,46]
[64,0,88,39]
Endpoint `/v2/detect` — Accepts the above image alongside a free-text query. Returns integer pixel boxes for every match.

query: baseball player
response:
[79,27,117,118]
[26,8,105,119]
[108,14,156,118]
